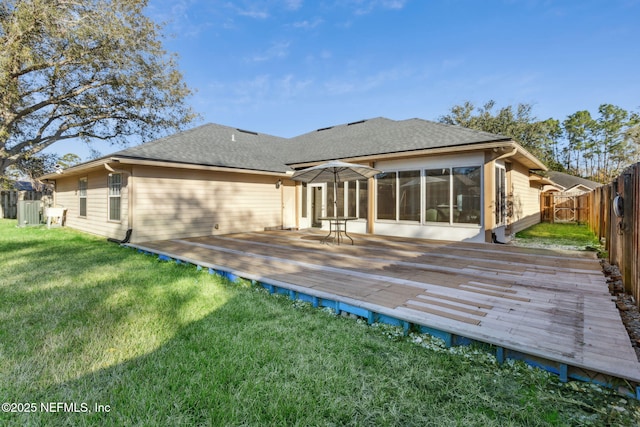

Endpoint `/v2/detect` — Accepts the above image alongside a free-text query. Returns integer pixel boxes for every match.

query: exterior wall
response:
[53,168,130,240]
[508,161,542,235]
[131,166,282,242]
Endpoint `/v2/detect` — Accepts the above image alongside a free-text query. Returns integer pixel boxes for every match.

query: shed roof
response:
[547,171,602,191]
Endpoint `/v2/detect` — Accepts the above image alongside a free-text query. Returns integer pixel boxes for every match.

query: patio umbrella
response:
[291,160,381,217]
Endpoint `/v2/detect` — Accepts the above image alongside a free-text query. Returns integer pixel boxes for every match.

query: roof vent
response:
[237,128,258,135]
[347,119,366,126]
[231,133,235,142]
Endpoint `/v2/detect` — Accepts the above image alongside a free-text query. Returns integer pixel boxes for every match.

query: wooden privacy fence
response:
[1,190,46,219]
[580,163,640,305]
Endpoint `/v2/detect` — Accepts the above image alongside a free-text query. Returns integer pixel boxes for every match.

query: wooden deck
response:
[129,230,640,388]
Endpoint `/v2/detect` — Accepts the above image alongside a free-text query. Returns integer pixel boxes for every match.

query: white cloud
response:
[247,41,291,62]
[285,0,303,10]
[292,17,324,29]
[351,0,408,15]
[323,66,412,95]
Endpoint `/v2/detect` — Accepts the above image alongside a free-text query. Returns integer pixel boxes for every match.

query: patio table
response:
[318,217,358,245]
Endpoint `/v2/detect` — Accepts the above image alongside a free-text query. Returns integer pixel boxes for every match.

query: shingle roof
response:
[282,117,511,164]
[547,171,602,191]
[106,117,515,173]
[111,123,290,173]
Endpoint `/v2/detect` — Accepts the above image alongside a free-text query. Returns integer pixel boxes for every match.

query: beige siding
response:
[53,169,130,239]
[131,166,282,242]
[509,162,541,234]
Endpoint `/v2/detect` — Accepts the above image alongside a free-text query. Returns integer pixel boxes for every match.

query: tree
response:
[0,0,197,178]
[439,100,562,169]
[594,104,639,182]
[13,153,58,190]
[56,153,81,169]
[562,110,595,176]
[561,105,639,182]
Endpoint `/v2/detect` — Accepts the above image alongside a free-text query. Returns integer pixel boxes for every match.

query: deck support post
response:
[559,364,568,383]
[289,290,296,300]
[312,296,319,308]
[496,347,505,364]
[367,311,375,325]
[403,321,410,336]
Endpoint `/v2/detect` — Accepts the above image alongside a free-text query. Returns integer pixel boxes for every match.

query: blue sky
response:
[51,0,640,159]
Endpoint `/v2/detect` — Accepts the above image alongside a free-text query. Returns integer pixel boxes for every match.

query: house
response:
[543,171,602,195]
[40,117,547,244]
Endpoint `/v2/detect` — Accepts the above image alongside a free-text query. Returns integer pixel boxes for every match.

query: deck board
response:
[129,230,640,384]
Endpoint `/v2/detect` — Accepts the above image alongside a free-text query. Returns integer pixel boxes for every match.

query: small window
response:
[79,178,87,217]
[108,174,122,222]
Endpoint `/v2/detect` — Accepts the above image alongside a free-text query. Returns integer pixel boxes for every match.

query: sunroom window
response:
[398,170,420,221]
[452,166,481,225]
[376,172,397,220]
[424,169,450,223]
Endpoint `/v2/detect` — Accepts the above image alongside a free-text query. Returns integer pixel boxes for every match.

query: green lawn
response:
[1,219,638,426]
[515,223,601,249]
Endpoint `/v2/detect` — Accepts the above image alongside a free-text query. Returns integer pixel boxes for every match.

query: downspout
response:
[105,163,133,243]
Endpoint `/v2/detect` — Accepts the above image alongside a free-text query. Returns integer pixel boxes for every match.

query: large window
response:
[378,165,482,225]
[376,172,396,220]
[425,169,450,222]
[452,167,481,224]
[345,180,369,219]
[79,178,87,217]
[398,170,420,221]
[108,174,122,222]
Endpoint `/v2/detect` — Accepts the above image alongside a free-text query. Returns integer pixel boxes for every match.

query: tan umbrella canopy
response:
[291,160,381,217]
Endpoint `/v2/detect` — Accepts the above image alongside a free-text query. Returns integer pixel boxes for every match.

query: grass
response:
[1,219,639,426]
[515,222,601,249]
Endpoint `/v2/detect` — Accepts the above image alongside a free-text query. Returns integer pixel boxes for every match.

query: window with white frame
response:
[398,170,421,221]
[346,179,368,219]
[452,166,481,224]
[108,174,122,222]
[425,168,450,223]
[377,165,482,225]
[79,178,87,217]
[357,180,368,219]
[376,172,397,220]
